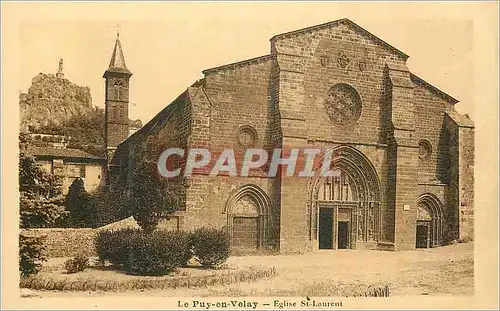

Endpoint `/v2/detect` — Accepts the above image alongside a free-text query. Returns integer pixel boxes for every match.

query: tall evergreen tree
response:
[65,178,96,227]
[129,149,177,233]
[19,133,67,228]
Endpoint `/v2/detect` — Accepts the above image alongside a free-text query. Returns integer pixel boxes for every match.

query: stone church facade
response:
[105,19,474,253]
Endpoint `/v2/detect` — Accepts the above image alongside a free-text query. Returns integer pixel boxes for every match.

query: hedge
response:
[95,227,230,276]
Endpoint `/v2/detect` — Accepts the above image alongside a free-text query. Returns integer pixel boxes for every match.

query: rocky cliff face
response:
[20,73,93,131]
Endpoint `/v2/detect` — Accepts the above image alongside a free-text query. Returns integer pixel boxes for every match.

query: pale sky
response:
[14,2,479,124]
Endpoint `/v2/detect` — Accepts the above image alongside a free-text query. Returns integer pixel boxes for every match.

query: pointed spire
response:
[104,32,132,77]
[108,36,127,69]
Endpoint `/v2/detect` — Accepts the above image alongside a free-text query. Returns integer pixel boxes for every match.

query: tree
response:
[129,153,177,233]
[87,186,131,227]
[65,178,96,227]
[20,191,67,228]
[19,234,46,277]
[19,154,68,228]
[34,107,143,157]
[19,133,68,228]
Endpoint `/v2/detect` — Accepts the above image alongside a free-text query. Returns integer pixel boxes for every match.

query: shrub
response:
[95,228,137,267]
[191,227,230,268]
[95,228,192,276]
[175,230,194,266]
[128,230,193,275]
[64,255,89,273]
[126,233,169,276]
[19,234,46,277]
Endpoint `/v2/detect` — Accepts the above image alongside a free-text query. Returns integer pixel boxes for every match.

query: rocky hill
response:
[20,73,93,132]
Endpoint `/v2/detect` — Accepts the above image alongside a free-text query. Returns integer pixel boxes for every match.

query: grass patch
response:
[296,282,390,297]
[206,281,390,297]
[20,265,277,292]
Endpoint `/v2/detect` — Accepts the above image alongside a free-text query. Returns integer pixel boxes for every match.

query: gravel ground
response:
[21,242,473,297]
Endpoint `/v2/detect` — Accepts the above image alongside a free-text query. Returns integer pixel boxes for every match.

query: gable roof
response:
[202,54,273,74]
[120,89,190,147]
[446,110,474,128]
[270,18,409,60]
[118,84,213,151]
[26,146,105,161]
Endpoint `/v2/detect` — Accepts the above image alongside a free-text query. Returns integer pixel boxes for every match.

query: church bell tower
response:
[103,32,132,162]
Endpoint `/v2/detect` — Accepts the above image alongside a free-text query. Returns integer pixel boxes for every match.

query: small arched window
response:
[114,80,124,101]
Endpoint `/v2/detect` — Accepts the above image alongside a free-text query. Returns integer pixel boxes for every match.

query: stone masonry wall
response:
[118,20,470,253]
[185,58,279,248]
[203,58,275,156]
[458,127,474,240]
[180,175,276,245]
[444,112,474,242]
[143,94,191,210]
[20,228,97,258]
[413,82,455,184]
[386,68,418,251]
[105,76,130,158]
[271,20,408,252]
[445,116,460,241]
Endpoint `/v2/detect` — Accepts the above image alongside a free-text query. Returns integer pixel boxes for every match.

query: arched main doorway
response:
[307,146,381,250]
[416,194,444,248]
[224,184,270,251]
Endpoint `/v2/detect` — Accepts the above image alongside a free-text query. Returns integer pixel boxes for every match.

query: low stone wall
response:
[20,228,97,258]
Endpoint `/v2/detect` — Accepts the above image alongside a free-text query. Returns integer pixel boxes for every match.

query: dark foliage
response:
[64,255,90,274]
[88,187,131,227]
[65,178,96,227]
[19,133,68,228]
[20,191,67,228]
[191,227,230,268]
[95,229,192,276]
[19,234,47,277]
[34,108,143,157]
[35,108,106,157]
[129,152,177,233]
[95,228,136,267]
[19,152,61,197]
